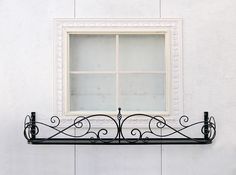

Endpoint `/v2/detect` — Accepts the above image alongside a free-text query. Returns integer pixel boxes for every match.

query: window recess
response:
[67,33,169,116]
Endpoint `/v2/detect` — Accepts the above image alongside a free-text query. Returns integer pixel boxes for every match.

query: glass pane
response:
[119,34,165,71]
[70,74,116,111]
[69,34,116,71]
[119,74,166,111]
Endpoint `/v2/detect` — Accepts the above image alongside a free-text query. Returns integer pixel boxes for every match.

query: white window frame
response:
[54,18,183,123]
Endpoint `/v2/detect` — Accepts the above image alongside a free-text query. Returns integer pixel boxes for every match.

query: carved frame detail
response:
[54,18,183,127]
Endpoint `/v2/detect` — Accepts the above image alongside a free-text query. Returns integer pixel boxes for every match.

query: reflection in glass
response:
[69,34,116,71]
[119,73,166,111]
[70,74,116,111]
[119,34,165,71]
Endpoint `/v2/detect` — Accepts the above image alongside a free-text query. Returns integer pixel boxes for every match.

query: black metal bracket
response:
[24,108,216,145]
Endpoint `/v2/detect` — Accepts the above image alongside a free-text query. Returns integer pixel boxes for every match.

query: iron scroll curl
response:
[24,108,216,144]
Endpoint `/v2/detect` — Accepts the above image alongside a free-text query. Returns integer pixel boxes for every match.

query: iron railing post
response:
[31,112,36,140]
[117,108,122,143]
[204,112,209,140]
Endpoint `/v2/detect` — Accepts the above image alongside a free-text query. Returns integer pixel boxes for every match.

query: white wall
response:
[1,0,236,175]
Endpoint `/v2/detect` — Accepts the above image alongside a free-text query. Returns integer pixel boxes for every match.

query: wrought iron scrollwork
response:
[24,108,216,145]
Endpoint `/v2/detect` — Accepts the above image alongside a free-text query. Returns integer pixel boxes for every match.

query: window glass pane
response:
[69,34,116,71]
[119,74,166,111]
[119,34,165,71]
[70,74,116,111]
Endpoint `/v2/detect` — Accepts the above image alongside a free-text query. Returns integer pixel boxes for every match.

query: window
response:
[67,33,169,115]
[55,19,183,120]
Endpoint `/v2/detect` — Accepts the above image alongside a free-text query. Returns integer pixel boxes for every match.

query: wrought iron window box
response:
[24,108,216,145]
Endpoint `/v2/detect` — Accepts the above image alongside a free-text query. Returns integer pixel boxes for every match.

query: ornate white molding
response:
[54,18,183,127]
